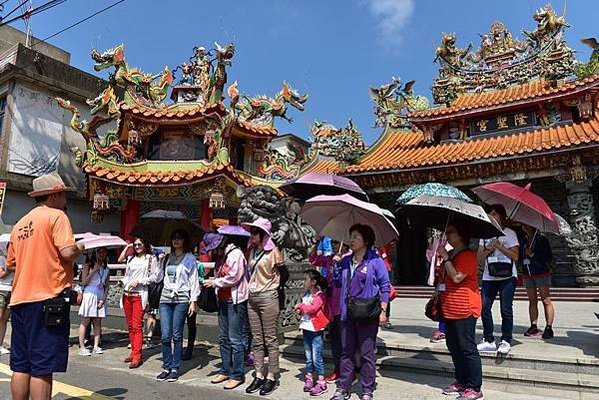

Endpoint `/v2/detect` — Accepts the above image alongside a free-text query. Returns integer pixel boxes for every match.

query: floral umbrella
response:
[396,182,472,206]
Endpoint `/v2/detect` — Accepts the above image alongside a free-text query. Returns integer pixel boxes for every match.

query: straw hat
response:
[27,172,74,197]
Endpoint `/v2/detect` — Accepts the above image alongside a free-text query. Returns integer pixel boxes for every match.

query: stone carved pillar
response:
[564,179,599,286]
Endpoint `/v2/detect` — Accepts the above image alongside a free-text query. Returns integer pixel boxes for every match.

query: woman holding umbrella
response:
[329,224,390,400]
[437,220,484,400]
[154,229,200,383]
[519,223,555,339]
[78,247,110,356]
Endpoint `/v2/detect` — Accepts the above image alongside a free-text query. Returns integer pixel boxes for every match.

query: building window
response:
[0,97,6,139]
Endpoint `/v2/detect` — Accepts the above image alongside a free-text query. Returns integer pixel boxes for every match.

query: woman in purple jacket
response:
[329,224,390,400]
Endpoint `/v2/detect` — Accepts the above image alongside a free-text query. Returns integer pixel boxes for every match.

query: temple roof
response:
[120,102,225,121]
[409,76,599,121]
[84,159,253,187]
[344,117,599,174]
[301,159,342,175]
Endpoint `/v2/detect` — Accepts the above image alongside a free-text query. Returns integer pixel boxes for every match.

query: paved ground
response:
[0,298,597,399]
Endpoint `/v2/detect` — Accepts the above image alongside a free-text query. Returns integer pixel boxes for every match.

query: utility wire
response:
[0,0,66,26]
[1,0,29,21]
[34,0,124,45]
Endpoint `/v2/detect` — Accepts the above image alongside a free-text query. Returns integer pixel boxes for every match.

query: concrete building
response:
[0,26,119,233]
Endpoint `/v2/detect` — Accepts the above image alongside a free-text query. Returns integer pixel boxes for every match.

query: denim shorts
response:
[523,275,552,288]
[0,291,10,309]
[10,300,70,376]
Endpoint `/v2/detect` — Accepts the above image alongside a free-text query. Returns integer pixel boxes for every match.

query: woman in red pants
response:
[118,238,158,368]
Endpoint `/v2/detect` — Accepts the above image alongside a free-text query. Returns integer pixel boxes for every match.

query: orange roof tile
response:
[409,76,599,120]
[120,102,225,120]
[84,163,253,187]
[235,119,278,137]
[301,159,342,175]
[346,118,599,173]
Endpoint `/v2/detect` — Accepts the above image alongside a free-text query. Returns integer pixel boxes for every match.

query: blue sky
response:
[5,0,597,143]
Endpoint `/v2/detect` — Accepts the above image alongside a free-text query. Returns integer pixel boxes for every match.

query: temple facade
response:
[312,5,599,287]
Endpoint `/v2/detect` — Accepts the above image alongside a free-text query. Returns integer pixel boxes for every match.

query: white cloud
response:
[365,0,415,44]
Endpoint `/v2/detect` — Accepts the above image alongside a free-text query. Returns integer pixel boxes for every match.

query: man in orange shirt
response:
[6,173,84,400]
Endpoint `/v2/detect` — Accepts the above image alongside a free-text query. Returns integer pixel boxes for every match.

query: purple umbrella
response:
[301,194,398,246]
[280,173,369,201]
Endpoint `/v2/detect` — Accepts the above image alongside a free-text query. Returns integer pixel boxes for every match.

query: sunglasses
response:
[172,236,184,240]
[134,243,144,247]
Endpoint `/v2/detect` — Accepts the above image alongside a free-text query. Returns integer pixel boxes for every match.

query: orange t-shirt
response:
[440,250,482,320]
[6,205,76,305]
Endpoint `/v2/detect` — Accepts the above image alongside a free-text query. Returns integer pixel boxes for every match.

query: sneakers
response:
[167,370,179,382]
[259,379,277,395]
[542,326,554,339]
[329,388,350,400]
[360,393,373,400]
[442,381,464,395]
[156,370,170,381]
[524,326,542,337]
[304,374,314,392]
[457,388,484,399]
[476,340,497,352]
[310,380,328,397]
[78,348,91,357]
[0,346,10,355]
[430,330,446,343]
[92,347,103,354]
[325,370,340,383]
[224,379,244,390]
[496,340,511,355]
[211,374,230,384]
[383,321,393,330]
[127,343,132,349]
[246,377,265,394]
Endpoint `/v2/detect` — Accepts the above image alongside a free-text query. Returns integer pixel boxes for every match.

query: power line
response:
[1,0,29,22]
[0,0,125,62]
[34,0,125,45]
[0,0,66,27]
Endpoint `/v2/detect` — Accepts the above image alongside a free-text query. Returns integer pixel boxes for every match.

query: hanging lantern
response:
[209,190,225,210]
[91,210,104,224]
[93,193,110,211]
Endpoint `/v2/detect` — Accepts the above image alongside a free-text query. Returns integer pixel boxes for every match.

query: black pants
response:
[445,317,482,391]
[328,315,342,371]
[186,312,197,351]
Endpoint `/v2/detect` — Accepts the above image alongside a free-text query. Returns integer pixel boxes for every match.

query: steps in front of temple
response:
[395,286,599,301]
[281,332,599,399]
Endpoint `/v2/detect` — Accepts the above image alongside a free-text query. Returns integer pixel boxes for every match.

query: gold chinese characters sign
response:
[470,110,536,136]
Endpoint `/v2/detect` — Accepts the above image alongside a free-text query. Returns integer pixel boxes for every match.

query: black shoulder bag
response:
[346,260,381,323]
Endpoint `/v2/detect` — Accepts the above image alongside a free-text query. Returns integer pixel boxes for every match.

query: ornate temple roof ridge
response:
[409,75,599,120]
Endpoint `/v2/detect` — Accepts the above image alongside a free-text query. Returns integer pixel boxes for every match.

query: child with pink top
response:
[295,269,330,397]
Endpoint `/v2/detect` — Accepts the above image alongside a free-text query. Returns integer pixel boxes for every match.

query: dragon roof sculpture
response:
[432,4,576,105]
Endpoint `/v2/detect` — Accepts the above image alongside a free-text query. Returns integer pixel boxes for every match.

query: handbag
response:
[147,257,164,309]
[425,292,443,322]
[198,286,218,313]
[345,263,381,322]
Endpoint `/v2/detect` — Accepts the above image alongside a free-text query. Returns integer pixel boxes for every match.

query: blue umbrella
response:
[396,183,472,206]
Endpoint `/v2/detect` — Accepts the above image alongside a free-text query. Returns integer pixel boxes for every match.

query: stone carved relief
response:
[564,182,599,286]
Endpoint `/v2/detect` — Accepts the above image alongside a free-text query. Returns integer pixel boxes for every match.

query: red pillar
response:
[200,198,213,231]
[120,199,140,242]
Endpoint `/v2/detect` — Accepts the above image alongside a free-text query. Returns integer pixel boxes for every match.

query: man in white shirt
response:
[477,204,519,355]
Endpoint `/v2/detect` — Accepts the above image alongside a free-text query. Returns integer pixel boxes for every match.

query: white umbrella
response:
[78,233,127,250]
[301,194,398,247]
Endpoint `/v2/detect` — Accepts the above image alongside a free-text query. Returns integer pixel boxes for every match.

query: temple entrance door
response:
[396,218,428,285]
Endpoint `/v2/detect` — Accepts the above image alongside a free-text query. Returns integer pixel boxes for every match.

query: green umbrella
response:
[396,183,472,206]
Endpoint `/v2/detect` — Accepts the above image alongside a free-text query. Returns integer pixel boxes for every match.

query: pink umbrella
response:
[472,182,559,233]
[301,194,398,246]
[280,173,369,201]
[78,233,127,250]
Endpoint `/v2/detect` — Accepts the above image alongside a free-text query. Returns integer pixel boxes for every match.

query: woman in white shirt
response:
[154,229,200,383]
[78,247,110,356]
[118,238,158,369]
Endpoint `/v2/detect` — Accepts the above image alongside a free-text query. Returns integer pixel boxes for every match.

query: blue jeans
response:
[481,278,516,344]
[218,300,248,381]
[303,330,325,376]
[160,302,188,371]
